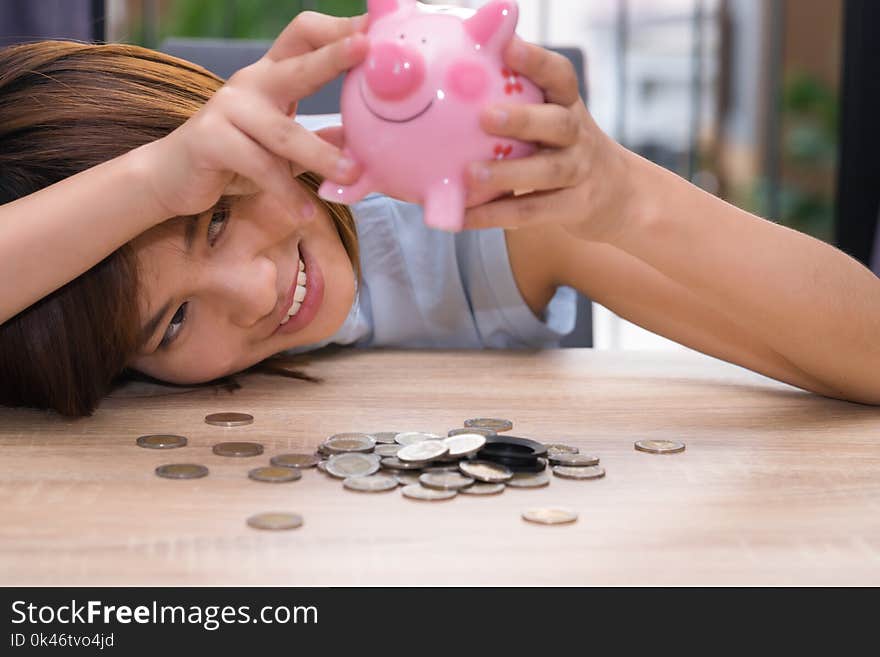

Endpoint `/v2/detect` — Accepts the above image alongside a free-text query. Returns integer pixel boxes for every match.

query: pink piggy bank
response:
[317,0,543,232]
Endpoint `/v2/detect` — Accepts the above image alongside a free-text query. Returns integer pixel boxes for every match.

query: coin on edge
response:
[464,418,513,432]
[448,427,496,438]
[380,457,424,471]
[270,453,320,469]
[552,465,606,480]
[635,439,686,455]
[401,484,457,501]
[326,453,380,479]
[246,512,303,531]
[248,466,302,483]
[549,453,599,467]
[155,463,209,480]
[136,434,187,449]
[343,474,399,493]
[323,433,376,454]
[394,431,443,446]
[442,433,486,458]
[398,441,449,463]
[460,482,506,496]
[522,507,578,525]
[506,472,551,488]
[419,471,475,491]
[205,412,253,427]
[212,442,264,457]
[459,460,513,483]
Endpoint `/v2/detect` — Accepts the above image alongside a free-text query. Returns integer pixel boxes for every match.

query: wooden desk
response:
[2,348,879,586]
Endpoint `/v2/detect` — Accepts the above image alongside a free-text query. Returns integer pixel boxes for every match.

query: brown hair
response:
[0,41,359,417]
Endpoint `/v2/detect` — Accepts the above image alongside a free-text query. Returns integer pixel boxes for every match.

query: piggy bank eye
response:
[421,37,427,44]
[399,33,405,40]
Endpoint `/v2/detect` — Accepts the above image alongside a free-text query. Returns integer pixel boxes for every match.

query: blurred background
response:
[2,1,876,352]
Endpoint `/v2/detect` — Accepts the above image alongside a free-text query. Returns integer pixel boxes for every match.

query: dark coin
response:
[136,434,187,449]
[270,453,319,469]
[155,463,209,480]
[212,442,264,457]
[204,412,253,427]
[248,466,302,483]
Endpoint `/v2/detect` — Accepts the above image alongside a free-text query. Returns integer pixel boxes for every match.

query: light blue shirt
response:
[287,115,577,354]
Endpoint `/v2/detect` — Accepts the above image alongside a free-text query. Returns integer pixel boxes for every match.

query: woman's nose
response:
[210,257,279,327]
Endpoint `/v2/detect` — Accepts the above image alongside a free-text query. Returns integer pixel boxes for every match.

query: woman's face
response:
[129,181,355,384]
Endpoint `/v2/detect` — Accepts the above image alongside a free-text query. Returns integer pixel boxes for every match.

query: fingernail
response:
[509,39,527,66]
[488,108,508,127]
[336,157,356,178]
[470,163,491,183]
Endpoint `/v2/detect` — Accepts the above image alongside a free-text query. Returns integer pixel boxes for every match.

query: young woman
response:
[1,12,878,417]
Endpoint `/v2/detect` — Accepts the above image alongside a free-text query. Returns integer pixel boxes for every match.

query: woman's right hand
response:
[140,12,369,220]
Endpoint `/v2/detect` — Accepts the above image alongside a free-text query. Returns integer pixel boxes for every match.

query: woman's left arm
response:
[465,40,880,405]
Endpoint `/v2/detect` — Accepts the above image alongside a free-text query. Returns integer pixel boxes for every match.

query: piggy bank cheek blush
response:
[318,0,544,233]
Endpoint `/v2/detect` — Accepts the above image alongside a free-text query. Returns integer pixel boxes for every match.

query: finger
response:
[504,37,580,107]
[267,11,368,61]
[463,187,579,231]
[479,102,580,147]
[226,98,360,184]
[314,125,345,149]
[466,148,583,197]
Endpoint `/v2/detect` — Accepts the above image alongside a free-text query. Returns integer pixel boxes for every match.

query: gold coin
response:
[155,463,209,480]
[448,427,496,438]
[401,484,457,501]
[326,453,380,478]
[545,443,579,455]
[246,512,303,531]
[212,441,263,457]
[460,482,506,496]
[343,474,398,492]
[635,439,686,454]
[458,460,513,483]
[136,434,187,449]
[419,472,475,491]
[398,441,449,463]
[549,453,599,467]
[270,453,319,469]
[248,466,302,483]
[552,465,606,480]
[522,507,578,525]
[204,412,253,427]
[323,433,376,454]
[464,418,513,432]
[507,472,551,488]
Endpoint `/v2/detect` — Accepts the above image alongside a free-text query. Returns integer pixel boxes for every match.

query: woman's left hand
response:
[463,39,637,245]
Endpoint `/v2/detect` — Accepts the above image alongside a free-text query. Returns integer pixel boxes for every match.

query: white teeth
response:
[293,285,306,303]
[289,301,302,316]
[281,256,307,325]
[297,271,307,286]
[299,258,305,272]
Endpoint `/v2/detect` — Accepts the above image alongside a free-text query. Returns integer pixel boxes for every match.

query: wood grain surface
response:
[2,348,879,586]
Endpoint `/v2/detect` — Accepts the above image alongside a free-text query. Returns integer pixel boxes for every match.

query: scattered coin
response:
[246,512,303,531]
[401,484,457,501]
[545,443,579,455]
[394,431,442,446]
[522,507,578,525]
[460,482,506,496]
[323,433,376,454]
[270,453,320,469]
[155,463,209,480]
[419,471,475,491]
[398,441,449,463]
[393,472,422,486]
[506,471,551,488]
[372,432,400,444]
[212,442,263,457]
[552,465,606,480]
[442,433,486,458]
[248,466,302,483]
[380,457,424,471]
[343,474,399,492]
[374,444,401,457]
[634,439,686,455]
[548,453,599,467]
[136,434,187,449]
[464,418,513,432]
[459,460,513,483]
[448,427,496,438]
[316,460,328,474]
[326,453,380,479]
[204,412,253,427]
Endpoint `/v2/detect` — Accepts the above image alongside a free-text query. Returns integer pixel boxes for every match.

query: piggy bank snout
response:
[364,41,426,101]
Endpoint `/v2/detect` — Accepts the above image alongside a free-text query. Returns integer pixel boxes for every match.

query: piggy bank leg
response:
[423,180,466,232]
[318,174,374,205]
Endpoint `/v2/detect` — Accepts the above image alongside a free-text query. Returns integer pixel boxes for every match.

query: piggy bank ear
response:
[367,0,408,22]
[463,1,519,52]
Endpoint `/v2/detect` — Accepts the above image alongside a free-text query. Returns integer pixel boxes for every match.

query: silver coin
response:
[325,453,380,478]
[423,464,462,473]
[136,434,187,449]
[212,442,263,457]
[460,482,506,496]
[464,418,513,432]
[372,432,400,444]
[248,466,302,483]
[393,472,422,486]
[401,484,457,501]
[323,433,376,454]
[155,463,209,480]
[374,444,401,457]
[270,453,320,469]
[545,443,579,455]
[552,465,606,480]
[507,471,551,488]
[343,474,399,492]
[204,412,253,427]
[247,512,303,531]
[380,457,424,471]
[448,427,496,438]
[316,460,328,474]
[398,441,449,463]
[549,453,599,467]
[459,460,513,483]
[419,471,475,491]
[442,433,486,458]
[634,439,686,455]
[522,507,578,525]
[394,431,443,446]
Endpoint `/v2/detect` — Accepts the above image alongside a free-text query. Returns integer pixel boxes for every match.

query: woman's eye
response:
[160,302,188,348]
[207,206,230,246]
